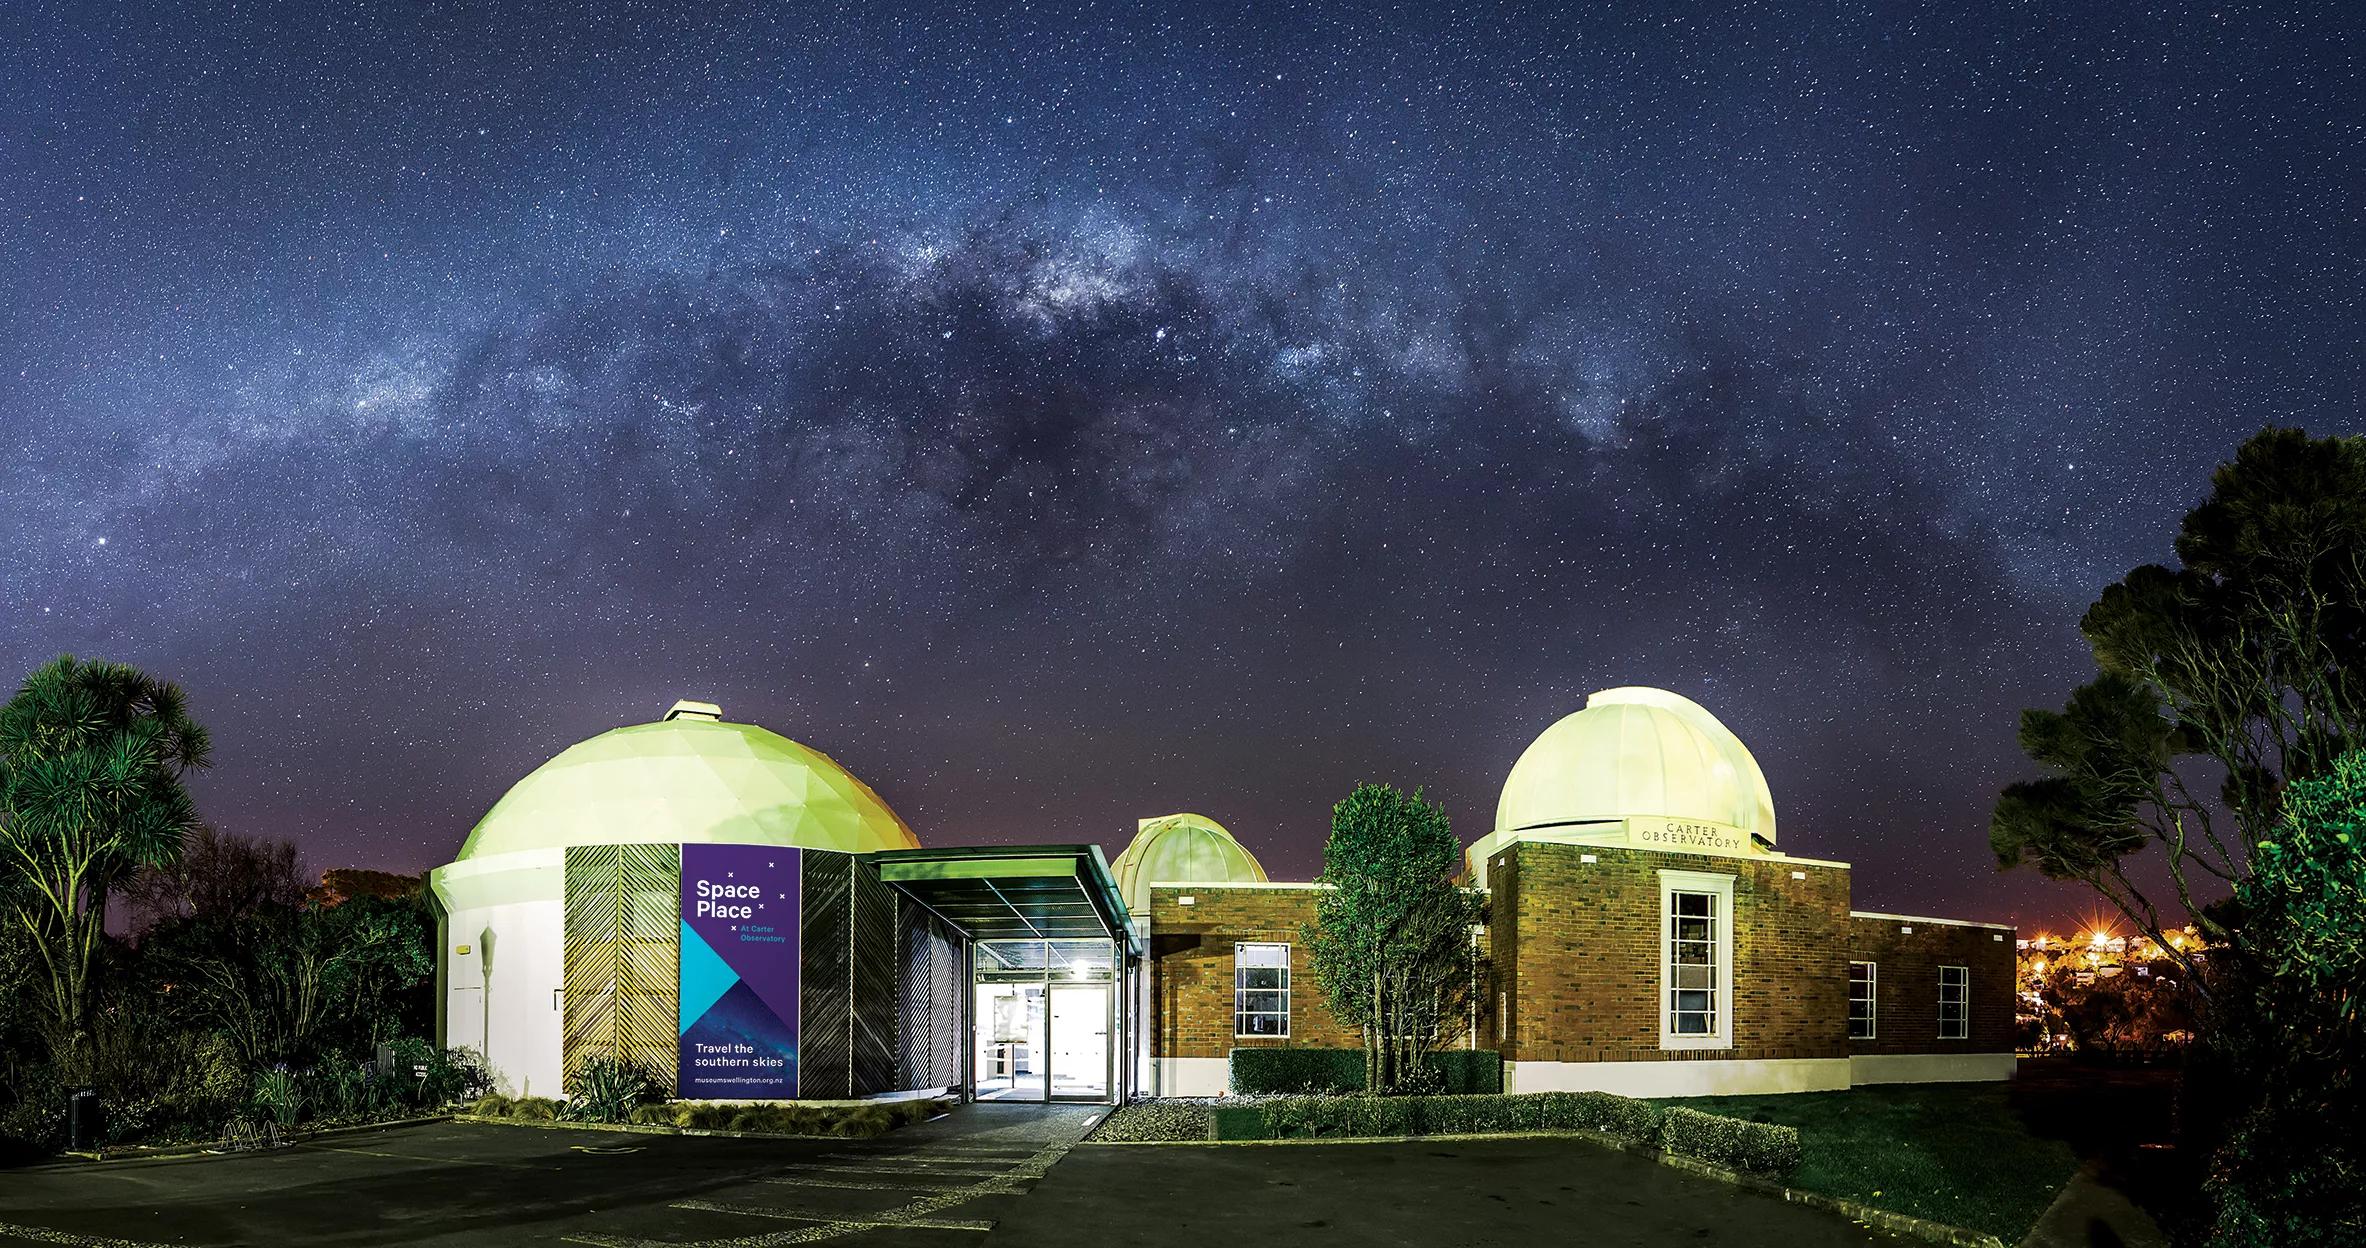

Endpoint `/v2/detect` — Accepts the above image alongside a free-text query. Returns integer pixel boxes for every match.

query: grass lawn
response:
[1663,1082,2081,1242]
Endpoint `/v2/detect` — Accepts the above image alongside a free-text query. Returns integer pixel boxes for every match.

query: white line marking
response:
[777,1162,1014,1177]
[671,1201,992,1232]
[567,1134,1080,1247]
[0,1222,181,1248]
[754,1174,976,1192]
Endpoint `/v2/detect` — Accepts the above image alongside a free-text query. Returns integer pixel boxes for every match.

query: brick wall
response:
[1147,884,1361,1058]
[1489,841,1853,1064]
[1846,915,2017,1054]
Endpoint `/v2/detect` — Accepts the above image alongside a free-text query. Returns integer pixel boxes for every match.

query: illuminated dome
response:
[453,700,919,863]
[1494,687,1775,843]
[1109,812,1268,918]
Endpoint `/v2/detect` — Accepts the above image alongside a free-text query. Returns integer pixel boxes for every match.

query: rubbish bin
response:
[66,1086,101,1152]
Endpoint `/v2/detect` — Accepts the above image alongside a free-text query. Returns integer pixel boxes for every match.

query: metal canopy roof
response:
[872,844,1138,953]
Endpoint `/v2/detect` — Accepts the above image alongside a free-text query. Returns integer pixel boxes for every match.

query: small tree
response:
[1991,428,2366,1244]
[0,656,209,1073]
[1992,428,2365,976]
[118,825,307,934]
[146,895,432,1070]
[1304,782,1484,1094]
[2202,750,2366,1247]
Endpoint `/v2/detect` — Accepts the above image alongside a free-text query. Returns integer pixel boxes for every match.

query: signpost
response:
[676,844,801,1098]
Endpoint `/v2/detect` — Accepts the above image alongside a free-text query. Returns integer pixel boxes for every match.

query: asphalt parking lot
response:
[1023,1136,1901,1248]
[0,1106,1900,1247]
[0,1104,1097,1247]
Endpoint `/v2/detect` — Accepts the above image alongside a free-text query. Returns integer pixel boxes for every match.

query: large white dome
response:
[1494,687,1775,843]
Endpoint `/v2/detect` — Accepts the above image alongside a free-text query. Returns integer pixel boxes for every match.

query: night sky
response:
[5,2,2360,929]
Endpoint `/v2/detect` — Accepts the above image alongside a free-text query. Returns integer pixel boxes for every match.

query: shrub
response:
[1540,1090,1665,1143]
[1228,1047,1505,1095]
[1093,1100,1213,1142]
[250,1068,305,1126]
[560,1055,660,1124]
[1426,1051,1504,1095]
[626,1102,674,1126]
[1210,1089,1714,1155]
[1656,1105,1801,1178]
[1415,1093,1539,1135]
[672,1102,736,1130]
[508,1097,560,1121]
[1261,1094,1415,1139]
[1229,1048,1366,1094]
[466,1093,515,1118]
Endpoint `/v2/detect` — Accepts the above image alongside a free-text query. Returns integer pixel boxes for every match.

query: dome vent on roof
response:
[1109,812,1267,918]
[1495,687,1775,844]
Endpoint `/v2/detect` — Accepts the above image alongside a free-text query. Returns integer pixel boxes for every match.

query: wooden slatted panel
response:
[562,843,681,1093]
[618,843,682,1089]
[562,844,622,1092]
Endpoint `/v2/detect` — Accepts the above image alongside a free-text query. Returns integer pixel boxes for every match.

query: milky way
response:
[4,1,2361,925]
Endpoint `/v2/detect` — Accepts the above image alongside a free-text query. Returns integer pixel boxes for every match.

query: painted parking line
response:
[827,1144,1039,1155]
[754,1174,975,1193]
[775,1162,1015,1177]
[818,1153,1036,1164]
[0,1222,182,1248]
[671,1201,993,1233]
[302,1141,562,1170]
[568,1140,1077,1248]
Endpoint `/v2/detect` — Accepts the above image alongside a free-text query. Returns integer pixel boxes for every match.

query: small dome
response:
[1110,812,1267,917]
[1495,687,1775,843]
[454,706,919,862]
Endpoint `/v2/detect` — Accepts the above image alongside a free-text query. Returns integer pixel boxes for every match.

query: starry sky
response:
[4,1,2360,929]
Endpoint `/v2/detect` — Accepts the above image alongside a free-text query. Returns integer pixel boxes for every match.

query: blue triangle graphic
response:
[678,920,740,1034]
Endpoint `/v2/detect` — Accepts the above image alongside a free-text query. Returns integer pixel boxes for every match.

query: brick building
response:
[437,689,2012,1106]
[1136,687,2017,1097]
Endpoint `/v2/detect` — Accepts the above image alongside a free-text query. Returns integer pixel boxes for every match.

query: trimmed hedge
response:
[465,1096,948,1138]
[1656,1105,1801,1178]
[1228,1048,1504,1095]
[1228,1048,1365,1094]
[1205,1090,1799,1179]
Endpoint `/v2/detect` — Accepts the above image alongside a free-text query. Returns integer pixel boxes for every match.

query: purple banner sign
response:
[678,844,800,1098]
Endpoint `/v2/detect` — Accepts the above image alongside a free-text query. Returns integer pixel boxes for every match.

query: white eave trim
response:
[1148,879,1331,891]
[1850,910,2015,933]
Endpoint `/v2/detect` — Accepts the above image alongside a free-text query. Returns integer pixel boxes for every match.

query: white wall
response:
[1849,1052,2017,1085]
[1506,1057,1852,1097]
[1151,1056,1229,1096]
[442,898,565,1098]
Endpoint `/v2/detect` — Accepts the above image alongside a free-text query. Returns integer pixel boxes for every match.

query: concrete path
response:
[2019,1164,2170,1248]
[993,1135,1906,1248]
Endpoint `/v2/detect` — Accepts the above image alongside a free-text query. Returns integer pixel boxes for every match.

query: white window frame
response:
[1938,964,1970,1040]
[1234,942,1291,1039]
[1658,870,1735,1051]
[1848,961,1878,1040]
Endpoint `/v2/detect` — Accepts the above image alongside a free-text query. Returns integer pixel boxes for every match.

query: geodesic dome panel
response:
[455,717,919,862]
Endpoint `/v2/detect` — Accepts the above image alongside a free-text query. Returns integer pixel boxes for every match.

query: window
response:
[1848,961,1878,1039]
[1234,943,1290,1037]
[1938,965,1969,1040]
[1659,870,1734,1049]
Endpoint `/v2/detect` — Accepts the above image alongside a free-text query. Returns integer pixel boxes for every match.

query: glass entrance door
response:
[973,983,1045,1101]
[1047,983,1109,1101]
[972,938,1119,1103]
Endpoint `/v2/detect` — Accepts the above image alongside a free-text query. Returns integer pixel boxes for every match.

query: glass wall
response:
[972,939,1118,1102]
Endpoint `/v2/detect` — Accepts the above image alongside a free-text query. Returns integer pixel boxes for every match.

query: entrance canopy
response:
[873,844,1138,954]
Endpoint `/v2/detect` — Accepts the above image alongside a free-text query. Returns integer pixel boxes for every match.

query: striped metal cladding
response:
[895,894,966,1090]
[799,850,854,1097]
